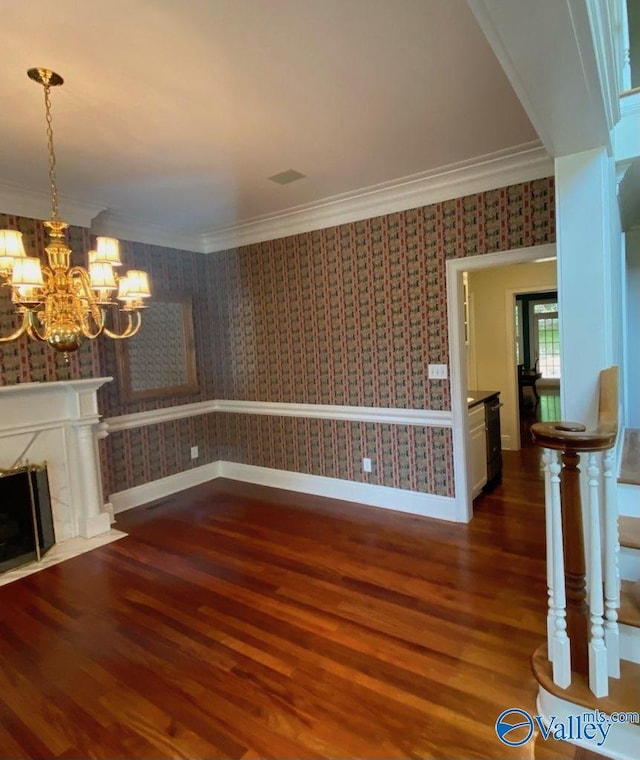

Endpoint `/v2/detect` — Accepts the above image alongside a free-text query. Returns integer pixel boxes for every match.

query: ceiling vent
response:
[268,168,306,185]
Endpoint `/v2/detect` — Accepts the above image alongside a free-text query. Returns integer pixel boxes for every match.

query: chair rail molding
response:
[104,399,453,432]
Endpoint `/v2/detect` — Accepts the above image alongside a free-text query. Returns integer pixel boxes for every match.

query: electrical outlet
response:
[428,363,448,379]
[190,445,199,460]
[362,457,372,473]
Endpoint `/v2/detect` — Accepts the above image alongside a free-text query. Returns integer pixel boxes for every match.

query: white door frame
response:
[446,243,557,522]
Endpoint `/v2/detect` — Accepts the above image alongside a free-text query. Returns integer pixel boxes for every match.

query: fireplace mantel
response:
[0,377,113,541]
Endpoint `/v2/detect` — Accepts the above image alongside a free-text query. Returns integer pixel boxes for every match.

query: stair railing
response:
[531,366,619,698]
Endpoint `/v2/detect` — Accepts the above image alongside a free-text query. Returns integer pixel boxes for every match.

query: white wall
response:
[625,228,640,427]
[467,260,557,450]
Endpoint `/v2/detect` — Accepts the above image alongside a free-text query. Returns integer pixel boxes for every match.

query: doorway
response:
[514,290,562,447]
[446,244,557,522]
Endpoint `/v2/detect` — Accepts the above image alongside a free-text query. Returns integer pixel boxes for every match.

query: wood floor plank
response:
[0,442,588,758]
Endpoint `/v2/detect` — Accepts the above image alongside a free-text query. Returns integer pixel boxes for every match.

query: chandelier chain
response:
[43,82,59,221]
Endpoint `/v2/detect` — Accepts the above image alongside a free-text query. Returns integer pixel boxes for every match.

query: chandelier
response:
[0,67,151,355]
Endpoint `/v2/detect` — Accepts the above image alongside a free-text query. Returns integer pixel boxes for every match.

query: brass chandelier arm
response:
[0,310,29,342]
[102,310,142,340]
[80,311,105,340]
[25,310,47,342]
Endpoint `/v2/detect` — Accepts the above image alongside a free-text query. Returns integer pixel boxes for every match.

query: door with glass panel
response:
[532,301,560,381]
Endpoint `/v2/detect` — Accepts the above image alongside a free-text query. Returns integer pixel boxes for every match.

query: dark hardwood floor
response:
[0,442,583,759]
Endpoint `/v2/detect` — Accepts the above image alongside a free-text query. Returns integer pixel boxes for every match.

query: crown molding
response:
[201,142,552,253]
[0,182,205,252]
[0,181,104,227]
[88,209,205,253]
[1,142,552,254]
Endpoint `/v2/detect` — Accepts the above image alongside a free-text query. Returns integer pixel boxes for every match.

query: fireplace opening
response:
[0,464,54,574]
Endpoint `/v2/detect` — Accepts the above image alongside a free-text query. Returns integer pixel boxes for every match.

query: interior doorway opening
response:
[446,244,558,522]
[514,290,561,446]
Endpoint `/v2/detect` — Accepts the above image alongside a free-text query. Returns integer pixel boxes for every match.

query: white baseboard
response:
[218,461,461,521]
[110,462,221,513]
[109,459,461,521]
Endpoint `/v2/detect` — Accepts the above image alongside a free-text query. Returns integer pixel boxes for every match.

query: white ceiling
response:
[0,0,540,249]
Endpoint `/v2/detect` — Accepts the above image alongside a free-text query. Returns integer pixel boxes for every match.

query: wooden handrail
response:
[531,367,618,453]
[530,421,616,451]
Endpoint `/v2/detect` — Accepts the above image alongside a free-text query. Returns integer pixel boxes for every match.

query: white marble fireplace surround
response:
[0,378,123,584]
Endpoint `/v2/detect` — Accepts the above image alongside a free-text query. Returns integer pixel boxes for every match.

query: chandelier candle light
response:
[0,68,151,355]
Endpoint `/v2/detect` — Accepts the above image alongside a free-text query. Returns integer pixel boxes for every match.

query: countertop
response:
[467,390,500,408]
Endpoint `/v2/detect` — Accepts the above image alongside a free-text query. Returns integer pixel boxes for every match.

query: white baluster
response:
[549,449,571,687]
[587,452,608,697]
[542,448,555,661]
[603,445,620,678]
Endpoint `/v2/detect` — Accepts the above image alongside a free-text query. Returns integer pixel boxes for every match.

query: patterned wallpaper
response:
[102,415,454,497]
[210,179,555,410]
[1,177,555,502]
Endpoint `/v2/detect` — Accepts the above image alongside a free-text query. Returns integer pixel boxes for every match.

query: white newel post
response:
[0,378,113,543]
[587,452,608,697]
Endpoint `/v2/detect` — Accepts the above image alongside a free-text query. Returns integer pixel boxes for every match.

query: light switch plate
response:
[428,364,448,379]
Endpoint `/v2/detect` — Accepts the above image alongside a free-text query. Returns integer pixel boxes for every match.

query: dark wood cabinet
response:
[484,395,503,488]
